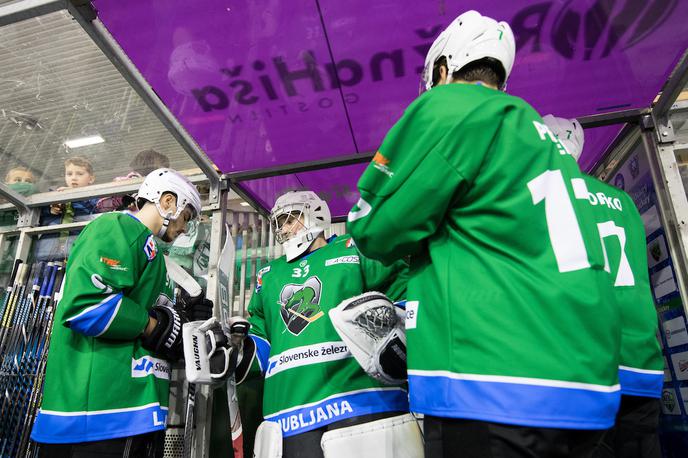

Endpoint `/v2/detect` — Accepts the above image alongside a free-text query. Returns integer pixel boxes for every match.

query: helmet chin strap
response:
[155,202,175,239]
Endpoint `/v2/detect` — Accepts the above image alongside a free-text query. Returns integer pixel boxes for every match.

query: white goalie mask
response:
[543,114,585,161]
[137,168,202,239]
[421,10,515,92]
[270,191,331,262]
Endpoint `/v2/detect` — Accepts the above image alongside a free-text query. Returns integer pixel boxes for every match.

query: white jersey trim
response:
[39,402,169,417]
[408,370,621,393]
[618,365,664,375]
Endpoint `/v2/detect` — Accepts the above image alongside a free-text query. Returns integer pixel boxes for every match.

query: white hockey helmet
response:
[543,115,585,161]
[421,10,515,92]
[270,190,331,262]
[137,168,202,238]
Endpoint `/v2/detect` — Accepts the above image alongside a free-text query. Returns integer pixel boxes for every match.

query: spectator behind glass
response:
[0,166,38,228]
[5,166,37,196]
[42,156,98,225]
[96,149,170,213]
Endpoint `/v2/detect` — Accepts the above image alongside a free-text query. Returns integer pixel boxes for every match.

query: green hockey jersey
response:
[31,212,172,444]
[246,234,409,437]
[348,84,623,429]
[576,174,663,397]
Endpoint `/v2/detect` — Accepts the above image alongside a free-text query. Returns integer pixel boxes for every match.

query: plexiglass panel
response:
[0,10,200,206]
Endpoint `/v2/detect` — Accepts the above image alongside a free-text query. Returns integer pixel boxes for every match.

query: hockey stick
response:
[286,308,324,323]
[12,263,54,457]
[23,262,64,458]
[0,259,22,320]
[0,262,28,357]
[163,255,203,458]
[0,262,45,456]
[218,224,244,458]
[0,263,50,457]
[165,256,203,298]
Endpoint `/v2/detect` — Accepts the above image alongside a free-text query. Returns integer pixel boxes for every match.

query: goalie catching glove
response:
[183,316,251,385]
[329,292,407,385]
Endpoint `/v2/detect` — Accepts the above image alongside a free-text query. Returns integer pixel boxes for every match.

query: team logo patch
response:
[143,234,157,261]
[346,238,355,248]
[255,266,271,293]
[325,256,360,266]
[279,276,324,335]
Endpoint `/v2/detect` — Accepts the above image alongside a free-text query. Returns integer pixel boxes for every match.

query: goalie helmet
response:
[137,168,202,238]
[421,10,515,92]
[543,114,585,161]
[270,190,331,262]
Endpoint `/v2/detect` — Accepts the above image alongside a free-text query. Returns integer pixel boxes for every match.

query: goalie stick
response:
[163,255,203,458]
[218,223,244,458]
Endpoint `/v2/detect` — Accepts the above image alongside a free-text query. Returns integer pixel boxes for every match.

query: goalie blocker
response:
[329,292,407,385]
[183,317,251,385]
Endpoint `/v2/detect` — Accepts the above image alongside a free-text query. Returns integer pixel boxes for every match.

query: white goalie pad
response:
[254,420,283,458]
[329,292,407,385]
[182,317,236,385]
[321,413,423,458]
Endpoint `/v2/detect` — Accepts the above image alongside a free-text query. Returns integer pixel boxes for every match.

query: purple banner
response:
[94,0,688,215]
[241,163,367,218]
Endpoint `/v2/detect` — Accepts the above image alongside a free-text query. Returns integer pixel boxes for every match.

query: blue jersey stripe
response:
[31,404,167,444]
[65,293,123,337]
[618,368,663,398]
[250,334,271,373]
[408,373,620,430]
[265,388,408,437]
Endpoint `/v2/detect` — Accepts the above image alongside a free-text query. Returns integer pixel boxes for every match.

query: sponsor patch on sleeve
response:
[255,266,271,293]
[143,234,158,261]
[99,256,128,272]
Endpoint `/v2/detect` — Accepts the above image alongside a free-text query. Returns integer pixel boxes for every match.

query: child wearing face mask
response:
[0,166,38,228]
[5,166,37,196]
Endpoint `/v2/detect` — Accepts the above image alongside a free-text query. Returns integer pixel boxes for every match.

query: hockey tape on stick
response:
[164,255,203,298]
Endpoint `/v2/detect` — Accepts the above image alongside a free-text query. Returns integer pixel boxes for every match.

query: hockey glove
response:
[228,317,254,383]
[141,296,187,361]
[329,292,407,385]
[183,317,248,385]
[178,289,214,322]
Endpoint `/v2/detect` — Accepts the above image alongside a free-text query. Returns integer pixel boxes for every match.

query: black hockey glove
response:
[178,289,214,322]
[227,317,253,383]
[141,301,187,361]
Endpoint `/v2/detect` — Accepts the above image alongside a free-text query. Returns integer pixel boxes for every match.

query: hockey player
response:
[544,115,664,458]
[31,168,213,458]
[235,190,418,458]
[347,10,624,457]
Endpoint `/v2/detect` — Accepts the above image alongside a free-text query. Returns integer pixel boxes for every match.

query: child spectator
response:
[0,166,38,228]
[37,156,98,261]
[43,156,98,225]
[96,149,170,213]
[5,166,37,196]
